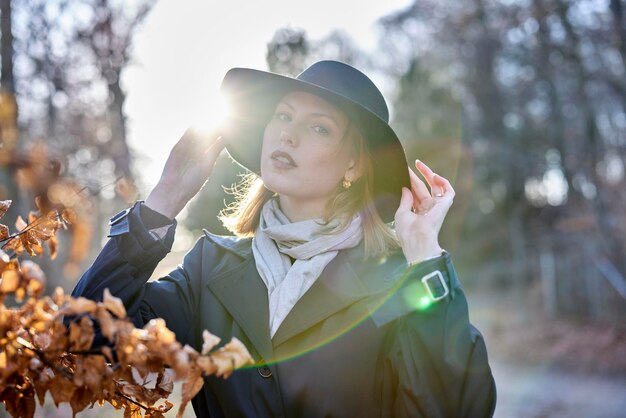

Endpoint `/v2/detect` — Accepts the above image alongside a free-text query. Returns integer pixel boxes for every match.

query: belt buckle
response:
[421,270,449,302]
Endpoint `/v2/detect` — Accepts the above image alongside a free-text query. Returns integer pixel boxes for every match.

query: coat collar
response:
[202,229,252,258]
[202,230,380,359]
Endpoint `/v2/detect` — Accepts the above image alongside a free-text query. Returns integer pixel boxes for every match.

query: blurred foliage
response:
[0,0,157,288]
[0,144,95,278]
[266,27,310,76]
[376,0,626,321]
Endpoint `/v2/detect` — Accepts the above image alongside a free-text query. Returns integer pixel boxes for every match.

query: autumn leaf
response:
[60,207,75,225]
[145,409,167,418]
[0,375,36,418]
[2,236,23,256]
[0,200,11,219]
[70,386,95,417]
[0,268,19,293]
[48,374,76,406]
[201,329,220,355]
[177,368,204,418]
[51,286,64,307]
[101,345,115,363]
[170,346,193,379]
[0,308,15,335]
[14,215,27,233]
[21,260,45,297]
[33,368,54,406]
[47,235,58,260]
[208,337,253,378]
[123,403,144,418]
[69,316,95,351]
[0,249,10,268]
[43,320,69,352]
[103,288,127,318]
[156,370,174,395]
[155,400,174,413]
[0,224,9,241]
[58,296,98,316]
[143,318,175,345]
[97,307,117,341]
[32,332,51,350]
[160,400,174,412]
[74,355,108,394]
[195,356,216,376]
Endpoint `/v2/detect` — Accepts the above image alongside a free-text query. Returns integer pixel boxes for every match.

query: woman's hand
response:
[145,128,226,219]
[394,159,455,265]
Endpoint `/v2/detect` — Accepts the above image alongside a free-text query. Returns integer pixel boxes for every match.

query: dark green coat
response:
[73,202,496,417]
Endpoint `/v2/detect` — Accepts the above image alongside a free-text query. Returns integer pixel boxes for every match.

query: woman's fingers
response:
[434,174,455,198]
[200,136,226,173]
[408,165,431,203]
[168,128,225,177]
[181,128,222,158]
[414,159,453,198]
[397,187,415,215]
[396,160,456,263]
[414,159,442,195]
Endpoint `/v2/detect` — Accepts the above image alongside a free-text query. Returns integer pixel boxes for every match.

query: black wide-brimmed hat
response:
[219,60,409,223]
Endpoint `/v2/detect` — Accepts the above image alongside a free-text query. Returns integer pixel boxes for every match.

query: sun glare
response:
[190,94,232,135]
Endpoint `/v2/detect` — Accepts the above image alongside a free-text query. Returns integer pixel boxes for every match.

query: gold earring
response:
[342,179,352,189]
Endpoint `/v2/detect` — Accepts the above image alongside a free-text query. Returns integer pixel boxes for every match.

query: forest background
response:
[1,0,625,417]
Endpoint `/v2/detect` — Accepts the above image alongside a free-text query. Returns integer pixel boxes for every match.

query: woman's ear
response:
[344,158,363,183]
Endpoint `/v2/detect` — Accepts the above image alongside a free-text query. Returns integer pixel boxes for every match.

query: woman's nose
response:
[280,127,298,147]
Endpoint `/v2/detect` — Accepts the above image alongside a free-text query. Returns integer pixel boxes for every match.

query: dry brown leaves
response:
[0,144,97,276]
[1,198,68,261]
[0,200,254,418]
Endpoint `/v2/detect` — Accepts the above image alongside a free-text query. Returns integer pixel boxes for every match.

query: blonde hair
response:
[219,123,400,259]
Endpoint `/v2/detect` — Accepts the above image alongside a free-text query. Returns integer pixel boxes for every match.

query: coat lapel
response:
[202,231,379,359]
[203,232,274,364]
[271,250,370,347]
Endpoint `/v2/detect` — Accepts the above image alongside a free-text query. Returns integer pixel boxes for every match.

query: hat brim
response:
[220,68,409,223]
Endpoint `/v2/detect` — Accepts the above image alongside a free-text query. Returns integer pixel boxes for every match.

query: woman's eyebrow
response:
[309,112,341,127]
[277,101,295,110]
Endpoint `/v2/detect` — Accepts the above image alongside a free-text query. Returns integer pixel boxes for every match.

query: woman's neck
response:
[277,195,328,222]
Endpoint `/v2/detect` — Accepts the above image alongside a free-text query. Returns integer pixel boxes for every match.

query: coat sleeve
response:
[373,253,497,418]
[71,201,205,344]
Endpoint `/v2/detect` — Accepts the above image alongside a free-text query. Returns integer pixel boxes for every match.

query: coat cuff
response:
[107,201,177,268]
[369,252,461,327]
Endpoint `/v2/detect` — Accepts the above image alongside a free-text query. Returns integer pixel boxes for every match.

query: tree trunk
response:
[1,0,14,94]
[108,70,133,181]
[0,0,22,225]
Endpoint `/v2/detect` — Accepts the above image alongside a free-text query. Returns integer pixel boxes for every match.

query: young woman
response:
[73,60,496,417]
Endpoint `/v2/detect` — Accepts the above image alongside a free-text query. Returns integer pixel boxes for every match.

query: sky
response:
[123,0,412,194]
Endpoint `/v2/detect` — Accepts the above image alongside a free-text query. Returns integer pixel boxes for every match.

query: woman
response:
[73,60,496,417]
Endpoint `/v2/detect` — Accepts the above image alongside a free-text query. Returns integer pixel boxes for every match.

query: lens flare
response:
[190,94,232,135]
[236,277,432,369]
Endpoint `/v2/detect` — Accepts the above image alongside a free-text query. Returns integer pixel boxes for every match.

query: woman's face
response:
[260,91,358,218]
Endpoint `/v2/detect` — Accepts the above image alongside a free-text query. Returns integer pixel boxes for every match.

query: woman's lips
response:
[270,150,297,168]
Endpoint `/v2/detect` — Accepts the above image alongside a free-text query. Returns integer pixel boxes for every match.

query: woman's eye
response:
[312,125,329,135]
[275,112,291,122]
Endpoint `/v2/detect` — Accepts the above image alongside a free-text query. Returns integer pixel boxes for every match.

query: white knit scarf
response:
[252,198,363,338]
